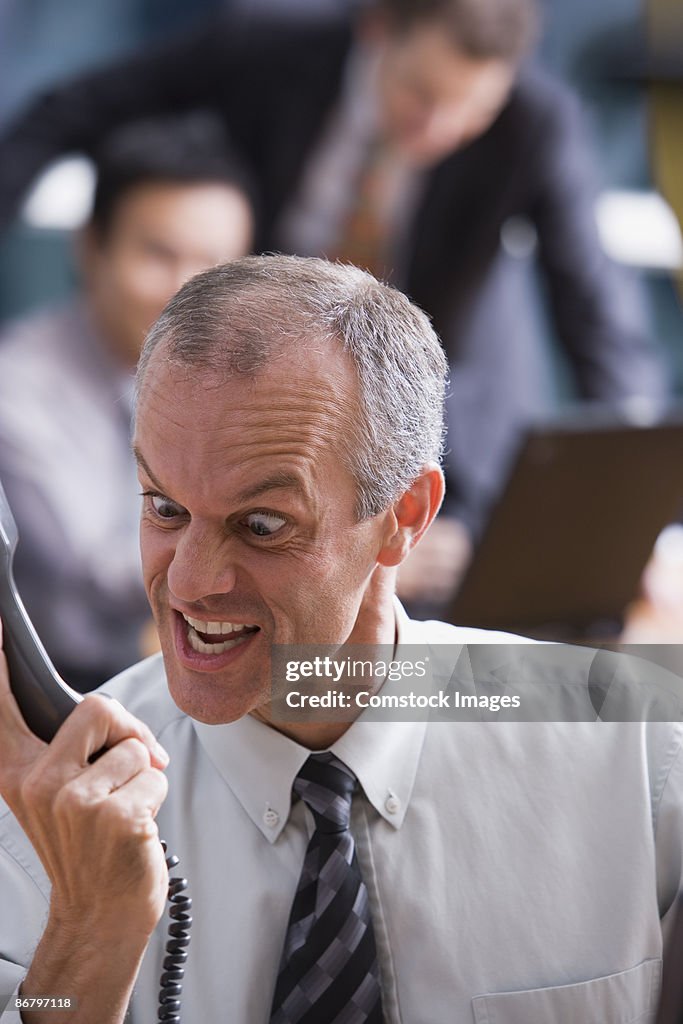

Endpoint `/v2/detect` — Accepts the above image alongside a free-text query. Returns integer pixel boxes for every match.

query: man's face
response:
[134,346,396,726]
[84,181,253,366]
[375,21,516,166]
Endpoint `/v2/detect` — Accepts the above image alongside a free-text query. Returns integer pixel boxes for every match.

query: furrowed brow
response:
[133,447,167,493]
[133,451,304,506]
[235,472,305,504]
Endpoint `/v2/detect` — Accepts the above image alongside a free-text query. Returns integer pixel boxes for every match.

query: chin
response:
[166,668,265,726]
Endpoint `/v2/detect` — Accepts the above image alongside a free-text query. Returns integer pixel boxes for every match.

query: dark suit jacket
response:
[0,14,668,528]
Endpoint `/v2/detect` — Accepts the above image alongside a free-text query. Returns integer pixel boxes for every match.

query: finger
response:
[47,694,169,775]
[110,766,169,823]
[77,737,160,800]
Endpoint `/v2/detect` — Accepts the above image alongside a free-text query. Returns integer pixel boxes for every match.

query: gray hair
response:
[136,255,448,520]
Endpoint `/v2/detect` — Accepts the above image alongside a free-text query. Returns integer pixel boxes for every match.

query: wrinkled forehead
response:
[134,336,361,449]
[132,340,366,517]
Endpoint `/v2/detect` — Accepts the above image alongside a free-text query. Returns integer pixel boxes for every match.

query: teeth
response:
[183,614,256,636]
[181,613,257,655]
[186,625,254,656]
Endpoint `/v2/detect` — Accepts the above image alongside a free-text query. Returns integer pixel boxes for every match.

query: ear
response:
[377,463,445,569]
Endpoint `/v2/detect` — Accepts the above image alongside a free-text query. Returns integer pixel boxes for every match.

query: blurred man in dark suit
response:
[0,0,668,607]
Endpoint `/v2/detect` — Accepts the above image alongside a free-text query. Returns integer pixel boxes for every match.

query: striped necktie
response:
[332,140,393,281]
[270,753,384,1024]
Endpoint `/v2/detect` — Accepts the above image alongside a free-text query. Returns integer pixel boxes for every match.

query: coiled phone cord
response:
[157,841,193,1023]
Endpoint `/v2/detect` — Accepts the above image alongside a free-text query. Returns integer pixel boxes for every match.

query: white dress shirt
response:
[0,605,681,1022]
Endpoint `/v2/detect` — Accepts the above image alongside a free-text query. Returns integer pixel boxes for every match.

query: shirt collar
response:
[193,712,308,843]
[192,599,427,842]
[329,599,427,831]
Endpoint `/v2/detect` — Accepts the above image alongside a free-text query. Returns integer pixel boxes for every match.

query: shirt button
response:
[263,808,280,828]
[385,793,401,815]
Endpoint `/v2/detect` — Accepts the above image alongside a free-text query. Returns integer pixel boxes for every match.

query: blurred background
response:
[1,0,682,376]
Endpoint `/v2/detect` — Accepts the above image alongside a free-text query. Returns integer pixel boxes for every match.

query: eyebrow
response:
[133,447,166,492]
[134,448,304,505]
[234,471,305,504]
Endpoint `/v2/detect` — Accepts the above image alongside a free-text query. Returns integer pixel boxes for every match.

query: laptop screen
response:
[447,409,683,640]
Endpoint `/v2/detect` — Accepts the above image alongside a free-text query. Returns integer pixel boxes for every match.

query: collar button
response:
[263,807,280,828]
[385,793,401,815]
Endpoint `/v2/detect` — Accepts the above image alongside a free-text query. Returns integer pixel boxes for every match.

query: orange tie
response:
[332,140,393,281]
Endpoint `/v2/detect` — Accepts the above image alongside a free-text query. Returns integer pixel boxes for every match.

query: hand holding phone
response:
[0,628,170,913]
[0,619,171,1023]
[0,477,169,926]
[0,475,174,1023]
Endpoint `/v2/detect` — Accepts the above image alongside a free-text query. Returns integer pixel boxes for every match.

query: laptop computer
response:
[446,406,683,641]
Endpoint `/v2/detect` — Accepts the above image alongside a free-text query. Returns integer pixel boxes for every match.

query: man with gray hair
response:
[0,256,681,1023]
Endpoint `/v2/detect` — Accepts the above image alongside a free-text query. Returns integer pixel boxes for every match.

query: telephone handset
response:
[0,477,191,1024]
[0,480,83,741]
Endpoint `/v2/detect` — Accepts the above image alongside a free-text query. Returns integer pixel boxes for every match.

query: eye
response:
[142,491,187,520]
[244,511,287,537]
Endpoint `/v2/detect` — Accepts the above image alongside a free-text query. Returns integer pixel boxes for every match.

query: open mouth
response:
[181,613,260,655]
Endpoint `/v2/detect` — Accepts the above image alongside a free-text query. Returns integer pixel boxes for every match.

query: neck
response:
[254,568,399,749]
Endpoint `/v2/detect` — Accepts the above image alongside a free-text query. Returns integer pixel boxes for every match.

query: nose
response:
[166,521,238,604]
